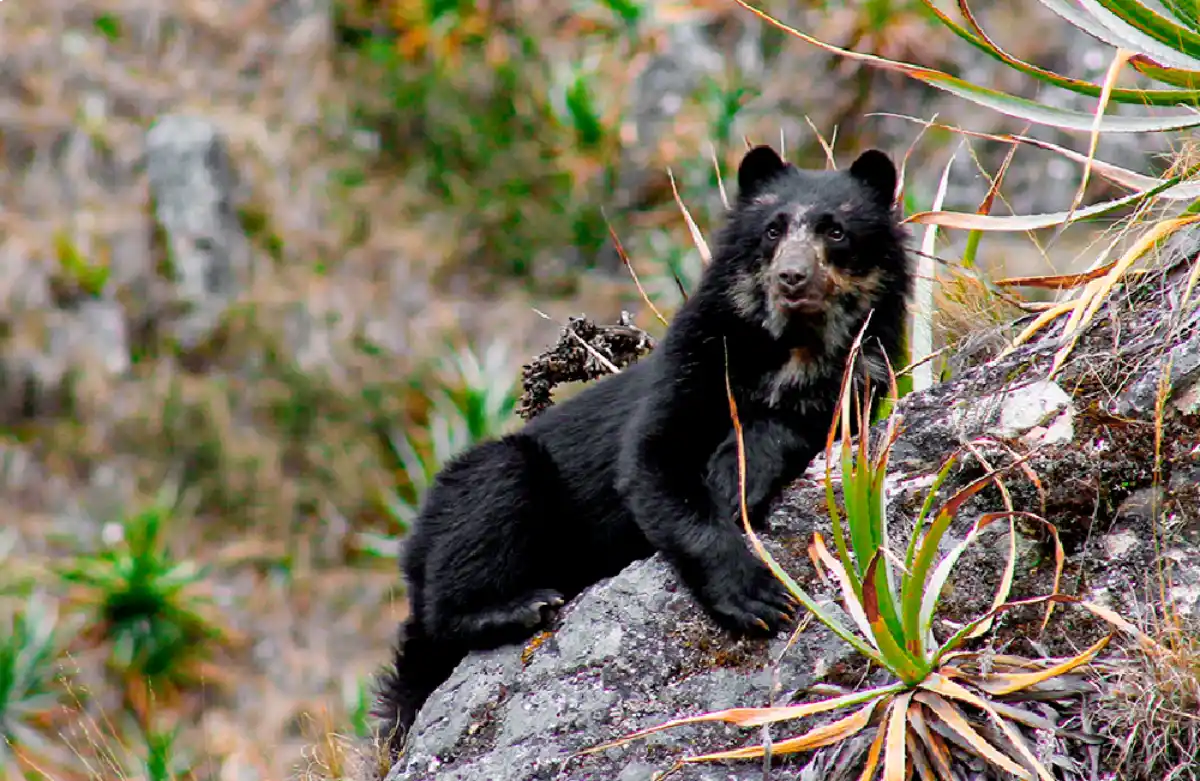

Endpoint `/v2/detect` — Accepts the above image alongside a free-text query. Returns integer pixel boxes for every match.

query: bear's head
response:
[716,145,908,347]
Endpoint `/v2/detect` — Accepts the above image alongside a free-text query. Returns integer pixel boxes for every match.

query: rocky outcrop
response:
[386,232,1200,781]
[146,115,255,351]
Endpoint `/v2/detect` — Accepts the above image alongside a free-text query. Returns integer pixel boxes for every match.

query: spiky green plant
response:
[130,722,199,781]
[356,340,521,558]
[56,502,237,716]
[393,340,520,501]
[0,592,77,780]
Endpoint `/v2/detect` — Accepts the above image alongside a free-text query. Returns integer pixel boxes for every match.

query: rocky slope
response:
[387,232,1200,781]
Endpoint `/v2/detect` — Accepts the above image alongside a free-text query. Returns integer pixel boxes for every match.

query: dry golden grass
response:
[1096,619,1200,781]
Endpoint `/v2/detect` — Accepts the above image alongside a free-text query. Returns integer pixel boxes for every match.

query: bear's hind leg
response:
[418,435,569,651]
[446,588,565,646]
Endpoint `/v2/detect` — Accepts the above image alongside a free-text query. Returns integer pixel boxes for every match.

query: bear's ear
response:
[737,145,788,202]
[849,149,897,208]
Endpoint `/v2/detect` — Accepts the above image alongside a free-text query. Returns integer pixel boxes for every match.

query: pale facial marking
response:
[730,269,763,321]
[826,265,882,298]
[818,269,887,359]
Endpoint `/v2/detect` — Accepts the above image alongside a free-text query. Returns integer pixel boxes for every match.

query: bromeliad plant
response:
[585,324,1162,780]
[0,593,78,781]
[734,0,1200,378]
[56,500,240,720]
[357,340,522,559]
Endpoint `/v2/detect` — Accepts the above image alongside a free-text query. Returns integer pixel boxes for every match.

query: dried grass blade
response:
[709,142,730,210]
[604,217,669,327]
[1001,299,1079,355]
[679,699,882,763]
[906,726,937,781]
[884,691,914,781]
[1066,48,1135,224]
[907,699,955,781]
[1076,599,1164,655]
[805,115,837,168]
[920,675,1055,781]
[973,633,1111,696]
[858,715,889,781]
[812,532,877,646]
[995,265,1120,289]
[1051,215,1200,375]
[667,167,712,265]
[959,443,1020,640]
[918,512,1033,654]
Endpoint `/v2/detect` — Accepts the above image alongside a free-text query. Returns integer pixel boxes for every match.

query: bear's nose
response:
[777,269,808,289]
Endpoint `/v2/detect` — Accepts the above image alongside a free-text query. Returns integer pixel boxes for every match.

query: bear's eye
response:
[826,224,846,242]
[765,224,783,241]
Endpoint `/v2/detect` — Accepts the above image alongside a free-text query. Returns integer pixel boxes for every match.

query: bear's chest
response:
[754,347,837,412]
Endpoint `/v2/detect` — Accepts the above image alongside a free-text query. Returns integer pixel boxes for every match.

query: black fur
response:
[374,146,911,756]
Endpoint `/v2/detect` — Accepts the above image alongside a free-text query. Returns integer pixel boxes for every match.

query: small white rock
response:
[995,380,1075,445]
[1101,530,1139,559]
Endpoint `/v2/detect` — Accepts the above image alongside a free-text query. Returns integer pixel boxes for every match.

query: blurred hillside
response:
[0,0,1175,779]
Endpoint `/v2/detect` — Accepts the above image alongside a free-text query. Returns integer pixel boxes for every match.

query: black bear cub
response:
[375,145,911,754]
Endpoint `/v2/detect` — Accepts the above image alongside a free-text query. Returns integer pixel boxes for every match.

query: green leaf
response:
[1159,0,1199,29]
[93,13,122,41]
[1081,0,1200,64]
[907,156,1200,231]
[1036,0,1200,69]
[901,468,1006,655]
[565,73,605,149]
[1130,54,1200,87]
[913,69,1200,132]
[734,0,1200,133]
[925,0,1200,105]
[862,554,926,682]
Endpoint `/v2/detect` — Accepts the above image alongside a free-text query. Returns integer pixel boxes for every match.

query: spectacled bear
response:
[374,145,912,756]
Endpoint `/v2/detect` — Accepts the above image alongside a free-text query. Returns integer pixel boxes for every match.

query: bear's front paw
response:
[701,558,796,636]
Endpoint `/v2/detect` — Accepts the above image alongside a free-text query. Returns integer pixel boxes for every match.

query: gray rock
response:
[387,554,861,781]
[146,115,252,350]
[0,299,130,425]
[994,379,1075,445]
[1113,332,1200,418]
[383,332,1079,780]
[70,300,131,377]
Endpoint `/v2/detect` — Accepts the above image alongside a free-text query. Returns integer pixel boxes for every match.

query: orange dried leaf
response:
[680,698,881,763]
[884,691,913,781]
[973,633,1110,696]
[913,691,1031,780]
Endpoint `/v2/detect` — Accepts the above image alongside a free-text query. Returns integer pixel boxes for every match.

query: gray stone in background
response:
[146,114,253,350]
[68,300,131,376]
